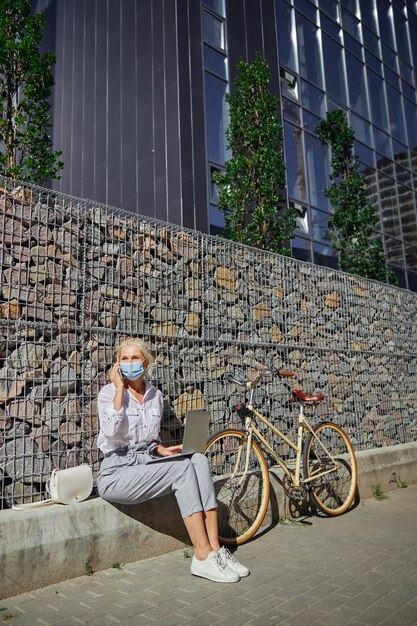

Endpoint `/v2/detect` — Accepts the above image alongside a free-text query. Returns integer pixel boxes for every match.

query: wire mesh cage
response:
[0,176,416,508]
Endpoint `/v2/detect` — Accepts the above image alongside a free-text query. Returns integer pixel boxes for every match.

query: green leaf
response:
[0,0,64,182]
[315,109,398,285]
[215,52,295,255]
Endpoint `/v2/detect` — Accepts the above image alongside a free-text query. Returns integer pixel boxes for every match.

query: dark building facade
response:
[37,0,417,291]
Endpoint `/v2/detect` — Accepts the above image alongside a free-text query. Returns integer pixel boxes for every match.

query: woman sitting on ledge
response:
[96,337,249,583]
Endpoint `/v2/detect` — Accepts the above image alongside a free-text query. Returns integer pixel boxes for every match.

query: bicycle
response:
[204,368,358,545]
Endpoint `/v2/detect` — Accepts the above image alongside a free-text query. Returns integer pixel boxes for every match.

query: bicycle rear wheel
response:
[303,421,357,515]
[205,429,270,545]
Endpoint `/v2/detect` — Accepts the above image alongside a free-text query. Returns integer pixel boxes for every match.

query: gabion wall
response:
[0,177,416,508]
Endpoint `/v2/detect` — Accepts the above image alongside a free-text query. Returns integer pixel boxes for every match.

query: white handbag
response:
[12,464,93,510]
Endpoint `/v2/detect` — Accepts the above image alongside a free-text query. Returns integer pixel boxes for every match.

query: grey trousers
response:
[97,447,217,519]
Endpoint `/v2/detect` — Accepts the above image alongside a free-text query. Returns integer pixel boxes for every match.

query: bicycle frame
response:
[208,372,358,544]
[237,398,341,490]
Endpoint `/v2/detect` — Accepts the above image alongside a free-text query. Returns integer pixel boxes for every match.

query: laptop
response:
[148,410,211,462]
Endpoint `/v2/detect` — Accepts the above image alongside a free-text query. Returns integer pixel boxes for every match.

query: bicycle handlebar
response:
[225,368,295,388]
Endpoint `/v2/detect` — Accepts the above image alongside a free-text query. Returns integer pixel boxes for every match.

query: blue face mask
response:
[120,361,145,381]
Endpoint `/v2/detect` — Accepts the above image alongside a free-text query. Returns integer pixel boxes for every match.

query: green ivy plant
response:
[213,53,296,255]
[0,0,63,183]
[315,109,397,285]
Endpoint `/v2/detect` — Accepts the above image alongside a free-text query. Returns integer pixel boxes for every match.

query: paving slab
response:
[1,484,417,625]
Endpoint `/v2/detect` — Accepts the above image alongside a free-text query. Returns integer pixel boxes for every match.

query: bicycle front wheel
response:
[303,421,357,516]
[205,429,270,545]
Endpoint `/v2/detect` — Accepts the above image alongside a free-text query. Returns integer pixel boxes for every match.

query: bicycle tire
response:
[205,429,270,545]
[303,421,357,516]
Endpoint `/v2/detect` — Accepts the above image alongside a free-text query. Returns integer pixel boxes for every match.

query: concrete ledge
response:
[1,442,417,599]
[0,493,189,600]
[355,441,417,499]
[267,440,417,520]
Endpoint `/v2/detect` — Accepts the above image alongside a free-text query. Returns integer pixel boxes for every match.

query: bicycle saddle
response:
[290,389,324,404]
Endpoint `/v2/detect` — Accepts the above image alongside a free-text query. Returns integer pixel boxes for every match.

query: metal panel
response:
[82,0,97,200]
[107,2,122,206]
[120,1,138,211]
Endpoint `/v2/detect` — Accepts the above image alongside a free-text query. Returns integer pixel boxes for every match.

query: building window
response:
[204,44,227,79]
[313,241,338,269]
[291,235,312,262]
[283,121,308,203]
[385,84,407,145]
[203,2,228,235]
[346,53,369,118]
[311,208,330,244]
[350,112,372,146]
[209,203,225,235]
[209,165,220,203]
[276,0,298,73]
[367,69,389,129]
[376,0,396,51]
[208,162,225,235]
[322,33,347,104]
[282,97,302,125]
[373,127,392,160]
[203,11,225,50]
[300,80,326,117]
[304,132,330,210]
[378,171,401,239]
[407,272,417,292]
[319,0,340,23]
[404,244,417,272]
[296,13,324,89]
[399,190,417,246]
[203,0,225,18]
[204,73,228,170]
[362,25,381,58]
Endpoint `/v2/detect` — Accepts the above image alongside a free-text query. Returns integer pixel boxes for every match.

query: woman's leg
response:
[189,453,217,511]
[98,457,202,511]
[99,457,240,581]
[182,512,213,560]
[189,454,250,577]
[98,458,216,553]
[203,509,221,552]
[189,454,221,550]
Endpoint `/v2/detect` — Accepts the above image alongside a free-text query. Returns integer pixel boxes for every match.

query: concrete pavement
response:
[1,484,417,625]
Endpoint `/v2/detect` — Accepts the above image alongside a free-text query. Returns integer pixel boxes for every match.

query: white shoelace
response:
[221,547,238,564]
[215,551,229,571]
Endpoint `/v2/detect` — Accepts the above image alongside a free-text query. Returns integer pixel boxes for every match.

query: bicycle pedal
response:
[283,478,308,501]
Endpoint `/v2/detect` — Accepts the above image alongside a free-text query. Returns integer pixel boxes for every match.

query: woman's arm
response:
[110,361,125,410]
[154,443,183,456]
[97,363,126,438]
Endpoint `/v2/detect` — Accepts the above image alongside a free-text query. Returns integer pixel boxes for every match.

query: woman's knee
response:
[191,452,210,468]
[173,457,196,482]
[191,453,211,477]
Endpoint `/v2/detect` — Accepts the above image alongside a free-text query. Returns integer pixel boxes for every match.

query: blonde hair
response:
[115,338,155,374]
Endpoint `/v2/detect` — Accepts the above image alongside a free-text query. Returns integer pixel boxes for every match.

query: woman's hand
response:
[111,361,125,391]
[155,444,183,457]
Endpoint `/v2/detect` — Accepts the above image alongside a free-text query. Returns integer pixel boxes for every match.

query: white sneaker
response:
[191,551,240,583]
[219,546,250,577]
